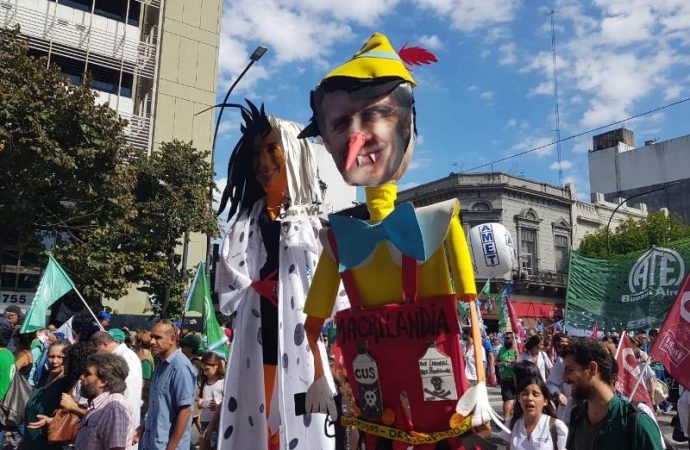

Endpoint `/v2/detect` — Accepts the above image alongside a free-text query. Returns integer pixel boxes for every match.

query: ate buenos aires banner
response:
[650,271,690,391]
[565,239,690,332]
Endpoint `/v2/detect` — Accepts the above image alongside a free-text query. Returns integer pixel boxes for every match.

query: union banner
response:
[565,239,690,332]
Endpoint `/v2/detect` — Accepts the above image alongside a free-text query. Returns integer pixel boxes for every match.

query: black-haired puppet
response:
[298,33,499,449]
[216,102,335,450]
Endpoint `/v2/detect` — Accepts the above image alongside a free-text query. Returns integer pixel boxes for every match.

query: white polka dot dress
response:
[216,200,335,450]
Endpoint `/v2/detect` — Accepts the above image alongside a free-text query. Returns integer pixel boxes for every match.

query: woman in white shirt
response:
[519,335,553,381]
[506,376,568,450]
[197,351,226,450]
[463,327,486,385]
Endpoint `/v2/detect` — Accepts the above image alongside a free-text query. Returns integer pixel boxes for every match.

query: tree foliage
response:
[578,211,690,258]
[126,140,219,318]
[0,27,136,303]
[0,29,218,317]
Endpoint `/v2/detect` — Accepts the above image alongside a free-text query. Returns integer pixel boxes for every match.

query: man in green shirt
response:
[497,332,518,419]
[563,338,663,450]
[0,322,17,400]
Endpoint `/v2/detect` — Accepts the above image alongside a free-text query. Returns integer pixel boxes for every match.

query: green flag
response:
[185,263,229,358]
[495,284,512,332]
[20,255,76,333]
[478,278,491,300]
[565,240,690,333]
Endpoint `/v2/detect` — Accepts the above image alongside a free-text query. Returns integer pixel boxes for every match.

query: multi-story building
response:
[0,0,222,318]
[588,128,690,224]
[395,172,647,329]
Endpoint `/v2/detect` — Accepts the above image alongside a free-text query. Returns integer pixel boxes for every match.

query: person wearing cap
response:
[90,330,142,448]
[4,305,23,352]
[97,311,111,330]
[215,101,334,449]
[299,33,491,450]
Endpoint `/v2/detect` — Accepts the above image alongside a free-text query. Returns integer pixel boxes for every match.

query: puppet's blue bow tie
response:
[329,202,426,271]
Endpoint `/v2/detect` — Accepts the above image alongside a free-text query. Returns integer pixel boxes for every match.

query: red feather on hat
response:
[398,43,438,70]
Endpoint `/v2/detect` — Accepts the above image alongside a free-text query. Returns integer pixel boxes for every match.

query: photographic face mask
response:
[319,89,413,186]
[253,128,288,192]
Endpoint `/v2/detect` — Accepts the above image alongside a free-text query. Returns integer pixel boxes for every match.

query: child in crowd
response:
[197,351,225,450]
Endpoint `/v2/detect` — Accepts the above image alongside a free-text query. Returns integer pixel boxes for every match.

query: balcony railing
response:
[119,112,150,151]
[0,1,157,78]
[513,268,568,286]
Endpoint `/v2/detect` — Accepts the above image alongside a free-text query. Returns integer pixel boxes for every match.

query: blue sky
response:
[212,0,690,202]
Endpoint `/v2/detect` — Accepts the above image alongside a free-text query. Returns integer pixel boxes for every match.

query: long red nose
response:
[345,132,367,171]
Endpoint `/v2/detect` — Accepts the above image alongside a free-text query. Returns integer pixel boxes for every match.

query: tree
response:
[578,211,690,257]
[126,140,219,318]
[0,27,136,304]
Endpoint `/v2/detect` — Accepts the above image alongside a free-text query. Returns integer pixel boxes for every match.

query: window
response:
[520,228,537,274]
[554,235,569,273]
[50,0,141,27]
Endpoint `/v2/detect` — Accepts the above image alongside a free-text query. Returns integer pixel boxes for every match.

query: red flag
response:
[615,333,654,408]
[650,271,690,391]
[590,321,599,339]
[506,298,525,352]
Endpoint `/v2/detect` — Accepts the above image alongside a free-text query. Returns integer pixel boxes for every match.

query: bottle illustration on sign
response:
[419,342,458,402]
[353,342,384,419]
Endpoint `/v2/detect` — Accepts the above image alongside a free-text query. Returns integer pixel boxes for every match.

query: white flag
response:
[56,316,76,343]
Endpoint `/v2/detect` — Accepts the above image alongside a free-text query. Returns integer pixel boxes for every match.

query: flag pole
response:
[73,288,105,332]
[629,360,649,399]
[613,331,624,359]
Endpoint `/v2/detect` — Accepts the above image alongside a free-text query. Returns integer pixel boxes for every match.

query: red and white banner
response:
[615,333,654,408]
[650,271,690,391]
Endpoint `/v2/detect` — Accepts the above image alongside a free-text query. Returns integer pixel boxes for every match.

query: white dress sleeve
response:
[555,418,569,450]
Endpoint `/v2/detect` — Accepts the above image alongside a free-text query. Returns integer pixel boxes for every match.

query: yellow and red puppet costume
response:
[298,33,497,450]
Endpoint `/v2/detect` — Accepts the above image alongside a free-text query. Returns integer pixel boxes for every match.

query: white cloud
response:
[549,160,574,170]
[511,135,555,157]
[416,134,425,145]
[413,0,520,32]
[498,42,517,65]
[408,156,433,170]
[479,91,494,101]
[468,84,478,91]
[505,118,518,127]
[418,34,443,50]
[523,0,690,129]
[213,177,228,213]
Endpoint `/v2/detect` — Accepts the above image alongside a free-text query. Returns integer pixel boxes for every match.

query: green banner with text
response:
[565,239,690,333]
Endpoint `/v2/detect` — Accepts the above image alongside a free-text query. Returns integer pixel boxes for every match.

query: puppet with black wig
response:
[216,101,335,450]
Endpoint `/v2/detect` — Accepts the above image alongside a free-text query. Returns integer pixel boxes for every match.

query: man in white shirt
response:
[462,327,486,386]
[91,329,143,449]
[546,333,572,424]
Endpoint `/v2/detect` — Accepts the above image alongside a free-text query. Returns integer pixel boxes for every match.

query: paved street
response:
[486,385,689,449]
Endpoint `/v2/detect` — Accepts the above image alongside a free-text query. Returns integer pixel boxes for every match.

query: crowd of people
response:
[0,307,228,450]
[3,304,690,450]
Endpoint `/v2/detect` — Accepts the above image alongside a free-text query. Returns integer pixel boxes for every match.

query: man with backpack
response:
[562,338,663,450]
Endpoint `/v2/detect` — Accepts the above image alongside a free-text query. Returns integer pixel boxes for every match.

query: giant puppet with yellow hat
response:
[299,33,501,450]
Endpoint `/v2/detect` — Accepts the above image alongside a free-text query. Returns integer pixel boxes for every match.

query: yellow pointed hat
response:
[323,32,416,86]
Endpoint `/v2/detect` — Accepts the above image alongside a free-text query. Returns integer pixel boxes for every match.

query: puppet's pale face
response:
[319,90,412,186]
[253,128,287,192]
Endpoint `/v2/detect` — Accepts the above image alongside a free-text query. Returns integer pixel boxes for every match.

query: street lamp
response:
[605,181,679,255]
[199,46,268,267]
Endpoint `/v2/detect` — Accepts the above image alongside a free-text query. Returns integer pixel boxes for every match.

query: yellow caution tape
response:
[340,415,473,444]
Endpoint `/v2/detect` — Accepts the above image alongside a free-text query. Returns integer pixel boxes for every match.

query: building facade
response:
[396,172,647,327]
[588,128,690,224]
[0,0,222,317]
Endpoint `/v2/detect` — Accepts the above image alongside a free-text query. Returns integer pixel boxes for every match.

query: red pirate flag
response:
[650,271,690,390]
[615,333,654,408]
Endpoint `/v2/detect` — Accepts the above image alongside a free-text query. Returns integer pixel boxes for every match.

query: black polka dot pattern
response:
[289,438,299,449]
[228,397,237,412]
[290,296,295,310]
[289,264,295,273]
[224,425,233,439]
[282,353,289,369]
[239,231,245,242]
[257,327,262,345]
[294,323,305,346]
[260,403,265,413]
[251,309,260,318]
[248,416,254,426]
[303,413,312,427]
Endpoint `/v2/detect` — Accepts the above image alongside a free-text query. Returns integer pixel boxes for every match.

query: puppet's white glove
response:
[305,376,338,420]
[456,381,510,434]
